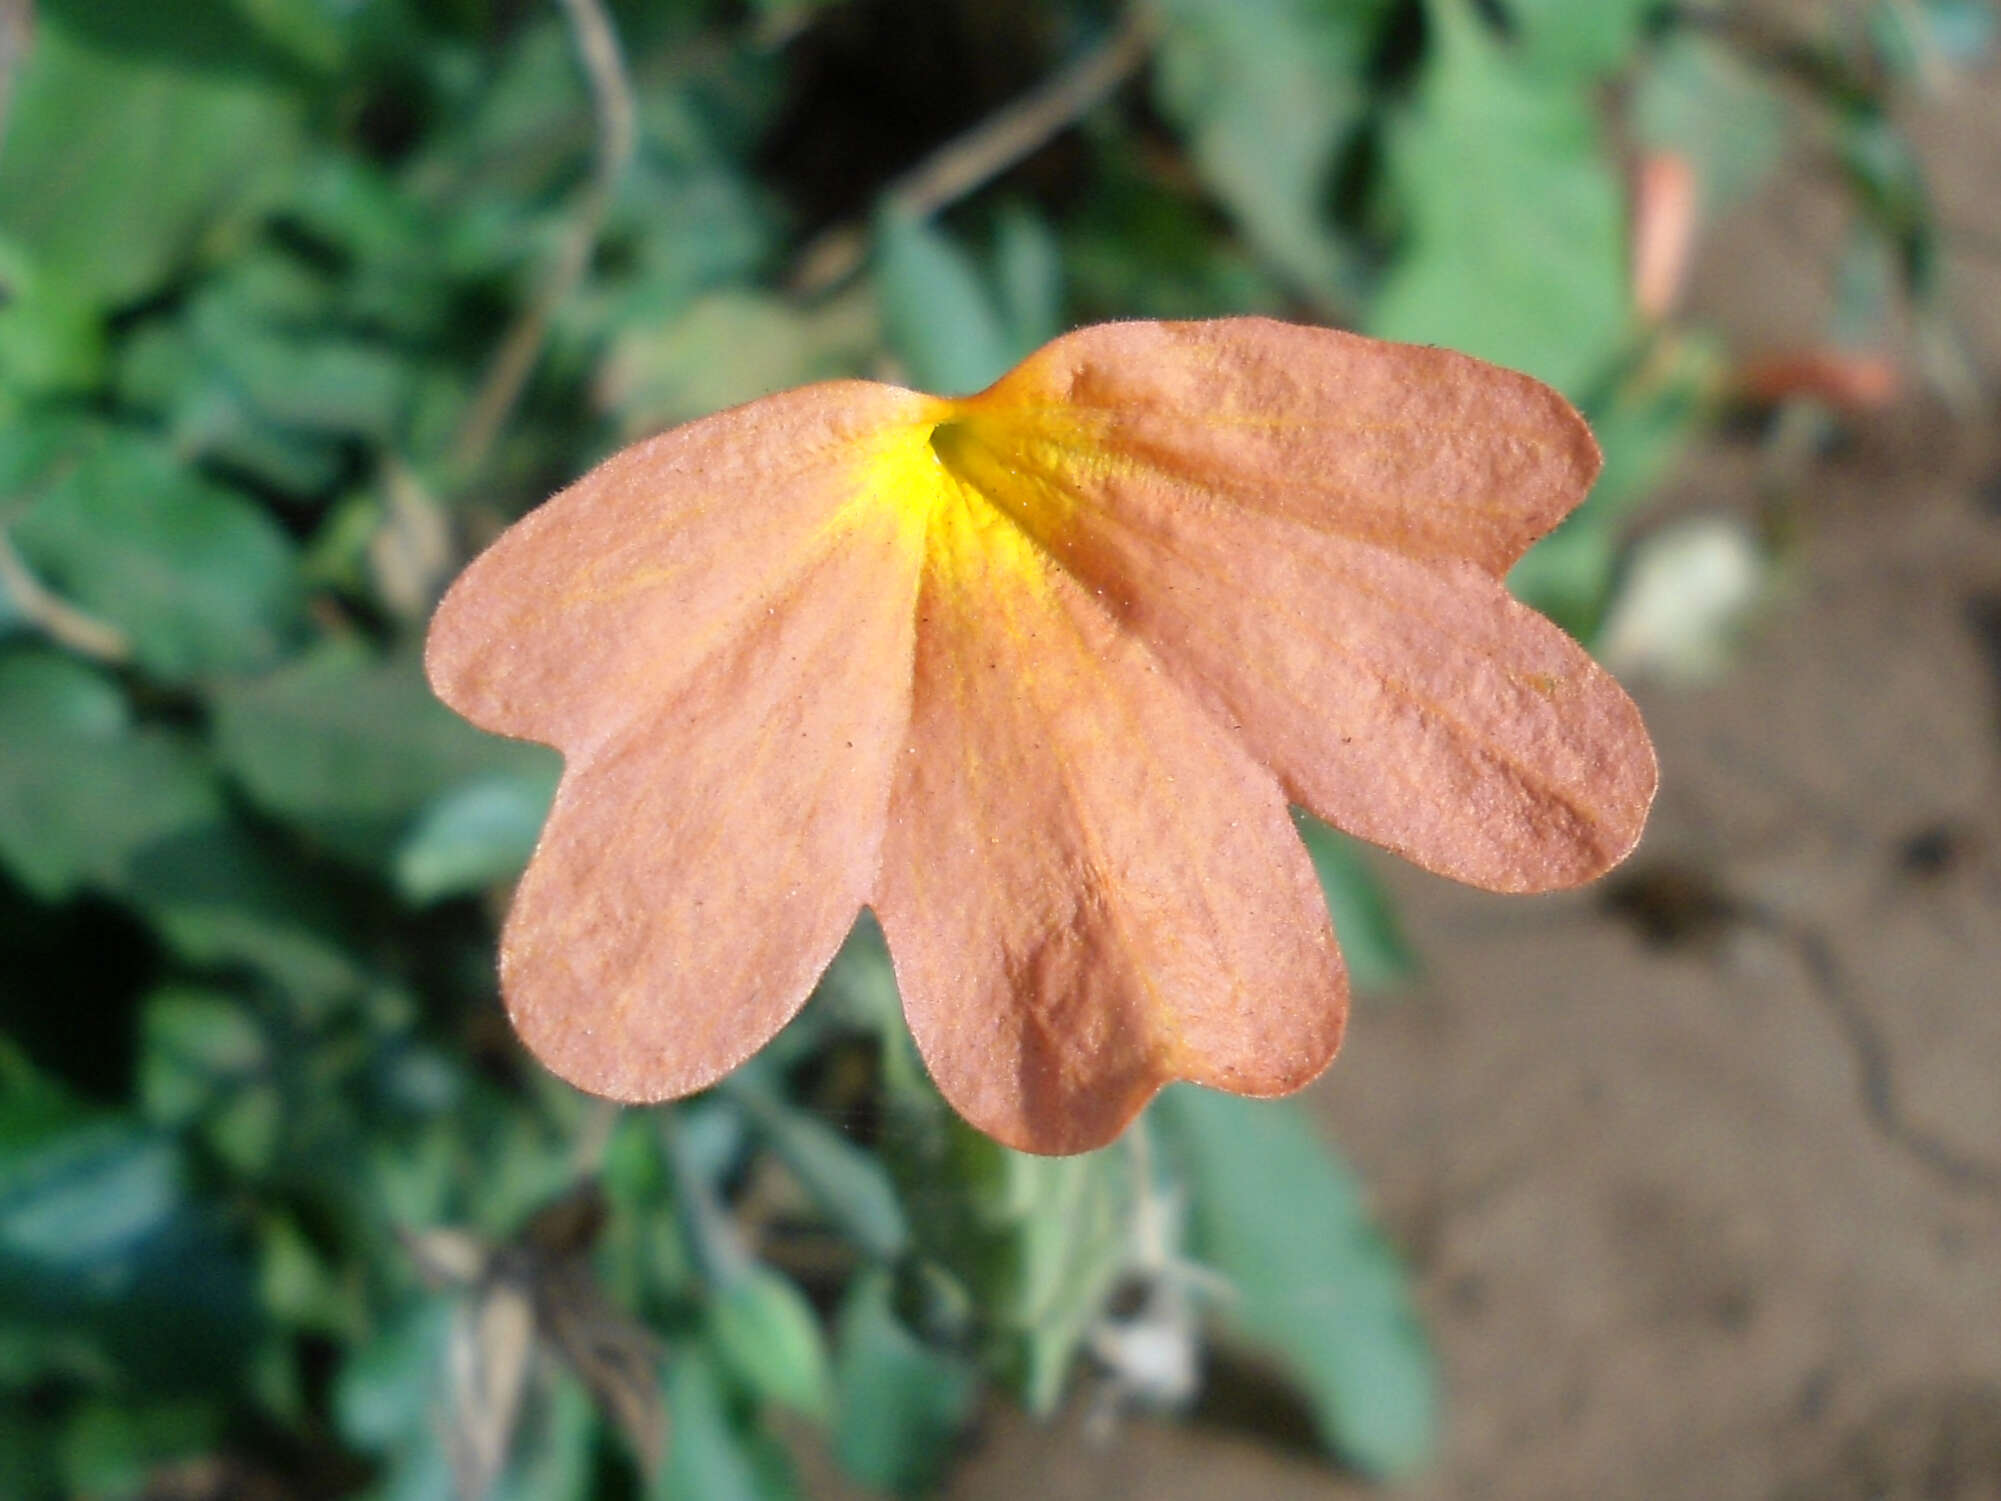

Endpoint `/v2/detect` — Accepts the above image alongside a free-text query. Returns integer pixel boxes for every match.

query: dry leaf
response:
[1734,348,1900,412]
[1631,151,1699,323]
[428,317,1657,1154]
[445,1278,535,1501]
[411,1185,665,1494]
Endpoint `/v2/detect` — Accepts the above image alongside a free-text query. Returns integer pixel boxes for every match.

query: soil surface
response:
[922,32,2001,1501]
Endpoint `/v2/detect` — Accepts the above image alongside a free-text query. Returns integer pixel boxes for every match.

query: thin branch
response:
[790,4,1160,295]
[0,526,132,664]
[452,0,637,480]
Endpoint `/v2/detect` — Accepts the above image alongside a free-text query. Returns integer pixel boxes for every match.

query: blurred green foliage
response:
[0,0,1962,1495]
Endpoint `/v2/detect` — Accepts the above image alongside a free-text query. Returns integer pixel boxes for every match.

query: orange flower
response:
[427,318,1656,1154]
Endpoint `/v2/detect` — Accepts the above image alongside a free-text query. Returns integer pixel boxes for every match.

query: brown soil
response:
[924,30,2001,1501]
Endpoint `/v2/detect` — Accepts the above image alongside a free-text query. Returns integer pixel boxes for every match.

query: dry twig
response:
[452,0,637,480]
[789,5,1159,295]
[0,526,132,664]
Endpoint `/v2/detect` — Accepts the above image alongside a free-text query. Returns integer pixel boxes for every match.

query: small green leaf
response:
[1002,1148,1131,1414]
[335,1296,455,1454]
[9,432,301,681]
[493,1372,597,1501]
[0,1090,262,1393]
[1152,1088,1437,1480]
[126,821,367,1005]
[728,1082,908,1261]
[707,1263,834,1423]
[0,9,303,307]
[599,290,877,436]
[656,1349,793,1501]
[138,988,267,1121]
[1371,0,1628,395]
[831,1271,979,1497]
[214,642,558,870]
[139,986,281,1175]
[1151,0,1389,305]
[1510,332,1720,637]
[58,1397,223,1501]
[874,209,1018,397]
[991,204,1064,353]
[0,240,107,398]
[0,649,224,902]
[876,1054,1129,1416]
[394,769,560,904]
[1837,111,1936,297]
[1502,0,1654,80]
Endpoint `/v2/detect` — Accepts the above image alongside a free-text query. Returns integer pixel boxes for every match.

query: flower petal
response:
[971,317,1600,577]
[497,499,926,1100]
[426,383,943,753]
[936,328,1655,894]
[871,476,1347,1155]
[425,384,938,1100]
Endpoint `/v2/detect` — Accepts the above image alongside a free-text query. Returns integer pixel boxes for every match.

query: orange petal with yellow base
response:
[427,386,937,1100]
[933,324,1654,891]
[871,469,1345,1154]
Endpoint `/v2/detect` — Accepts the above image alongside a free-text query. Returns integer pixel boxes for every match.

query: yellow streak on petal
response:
[852,408,1065,603]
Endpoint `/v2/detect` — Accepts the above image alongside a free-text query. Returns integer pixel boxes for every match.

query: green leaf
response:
[58,1397,223,1501]
[830,1271,979,1497]
[138,986,281,1175]
[34,0,303,73]
[1062,150,1288,321]
[727,1081,908,1261]
[229,0,356,73]
[656,1349,792,1501]
[0,240,107,398]
[1838,111,1936,297]
[1509,332,1720,637]
[876,1034,1129,1413]
[8,431,301,681]
[393,769,560,904]
[127,821,367,1005]
[877,1045,1129,1416]
[1370,0,1629,395]
[493,1372,598,1501]
[112,250,414,495]
[0,1403,61,1500]
[1001,1147,1131,1414]
[335,1296,455,1454]
[1501,0,1654,80]
[707,1263,834,1423]
[1152,1088,1437,1479]
[213,642,558,870]
[1293,814,1415,992]
[0,648,224,902]
[1869,0,1999,71]
[184,261,413,441]
[0,1089,262,1392]
[1151,0,1390,305]
[598,289,877,437]
[0,9,303,307]
[874,209,1018,397]
[990,203,1064,353]
[138,987,267,1121]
